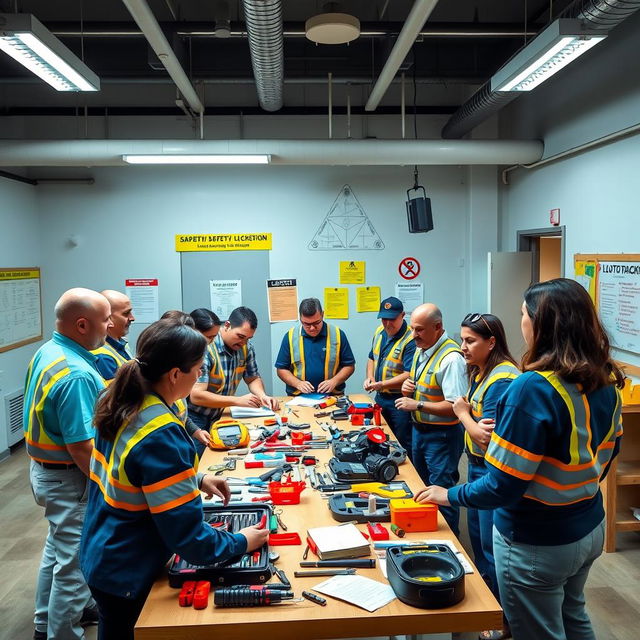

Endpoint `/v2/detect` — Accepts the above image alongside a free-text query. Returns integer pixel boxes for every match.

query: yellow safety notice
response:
[175,233,272,252]
[339,260,366,284]
[0,269,40,281]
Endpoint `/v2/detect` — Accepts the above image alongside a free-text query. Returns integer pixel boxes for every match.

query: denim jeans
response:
[411,423,464,536]
[30,460,93,640]
[493,519,605,640]
[375,393,413,461]
[467,461,500,603]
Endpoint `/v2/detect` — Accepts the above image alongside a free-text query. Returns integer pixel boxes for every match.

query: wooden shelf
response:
[617,460,640,485]
[615,512,640,532]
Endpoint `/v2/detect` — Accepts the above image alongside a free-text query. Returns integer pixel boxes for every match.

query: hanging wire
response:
[412,44,419,187]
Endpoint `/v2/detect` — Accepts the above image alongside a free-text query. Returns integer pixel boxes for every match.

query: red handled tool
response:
[193,581,211,609]
[178,581,196,606]
[366,522,389,541]
[257,514,268,529]
[268,532,302,545]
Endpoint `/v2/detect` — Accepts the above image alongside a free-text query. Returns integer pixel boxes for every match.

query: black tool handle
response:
[214,587,294,607]
[299,559,375,568]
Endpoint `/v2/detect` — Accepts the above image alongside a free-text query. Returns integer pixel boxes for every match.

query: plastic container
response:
[268,481,306,505]
[390,499,438,532]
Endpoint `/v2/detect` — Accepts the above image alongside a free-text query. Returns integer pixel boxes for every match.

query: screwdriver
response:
[214,586,296,607]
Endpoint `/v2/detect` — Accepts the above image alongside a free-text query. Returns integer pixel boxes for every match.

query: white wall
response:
[498,9,640,371]
[0,178,42,457]
[35,160,497,395]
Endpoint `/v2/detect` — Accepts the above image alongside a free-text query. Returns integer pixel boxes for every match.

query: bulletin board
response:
[574,254,640,376]
[0,267,43,353]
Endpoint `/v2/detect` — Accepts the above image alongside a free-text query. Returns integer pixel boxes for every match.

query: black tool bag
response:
[167,504,272,587]
[386,544,465,609]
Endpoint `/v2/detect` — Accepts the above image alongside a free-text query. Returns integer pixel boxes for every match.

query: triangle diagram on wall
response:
[308,184,385,251]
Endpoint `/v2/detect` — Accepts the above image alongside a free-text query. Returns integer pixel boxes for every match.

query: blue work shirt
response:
[275,323,355,395]
[368,320,416,396]
[23,331,104,446]
[94,335,132,381]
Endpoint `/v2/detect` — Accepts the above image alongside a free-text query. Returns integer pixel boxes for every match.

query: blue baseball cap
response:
[378,296,404,319]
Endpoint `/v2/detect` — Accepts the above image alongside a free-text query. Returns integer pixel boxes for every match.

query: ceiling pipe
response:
[121,0,204,115]
[242,0,284,112]
[365,0,440,112]
[441,0,640,139]
[47,21,538,38]
[0,139,543,167]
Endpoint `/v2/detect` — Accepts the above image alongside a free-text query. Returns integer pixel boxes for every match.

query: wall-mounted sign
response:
[125,278,159,324]
[398,257,421,280]
[175,233,272,252]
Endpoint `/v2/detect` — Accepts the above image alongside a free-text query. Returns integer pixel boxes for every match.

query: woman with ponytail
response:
[80,320,268,640]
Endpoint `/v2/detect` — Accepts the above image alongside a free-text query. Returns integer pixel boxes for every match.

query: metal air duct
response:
[441,0,640,139]
[242,0,284,112]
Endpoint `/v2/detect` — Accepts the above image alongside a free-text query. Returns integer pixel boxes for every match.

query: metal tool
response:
[273,508,287,531]
[294,568,356,577]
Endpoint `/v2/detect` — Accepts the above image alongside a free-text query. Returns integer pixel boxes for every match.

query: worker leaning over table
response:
[394,302,467,536]
[364,296,416,458]
[24,288,112,640]
[188,305,280,429]
[81,320,268,640]
[275,297,356,395]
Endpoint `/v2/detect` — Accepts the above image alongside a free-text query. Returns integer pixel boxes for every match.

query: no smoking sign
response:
[398,257,421,280]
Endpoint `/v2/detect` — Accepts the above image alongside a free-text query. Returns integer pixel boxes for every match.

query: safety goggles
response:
[463,313,493,335]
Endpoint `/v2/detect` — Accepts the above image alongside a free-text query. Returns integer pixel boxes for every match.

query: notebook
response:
[307,523,371,560]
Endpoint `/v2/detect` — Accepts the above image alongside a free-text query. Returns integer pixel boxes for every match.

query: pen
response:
[294,569,356,577]
[299,559,375,568]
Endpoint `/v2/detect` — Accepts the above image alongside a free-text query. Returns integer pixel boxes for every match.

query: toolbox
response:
[390,499,438,532]
[386,544,465,609]
[328,492,391,522]
[167,504,272,588]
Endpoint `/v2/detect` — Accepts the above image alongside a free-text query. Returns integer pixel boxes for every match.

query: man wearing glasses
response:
[275,298,355,395]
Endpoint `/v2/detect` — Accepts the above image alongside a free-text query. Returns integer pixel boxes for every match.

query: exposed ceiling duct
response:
[242,0,284,112]
[0,139,543,167]
[121,0,203,115]
[365,0,439,112]
[441,0,640,139]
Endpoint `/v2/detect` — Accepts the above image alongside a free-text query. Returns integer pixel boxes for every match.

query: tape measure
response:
[209,419,250,450]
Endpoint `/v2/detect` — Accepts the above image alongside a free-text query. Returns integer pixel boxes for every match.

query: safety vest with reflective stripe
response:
[371,324,414,393]
[89,395,200,513]
[287,324,341,394]
[91,341,130,383]
[465,361,520,457]
[24,356,76,464]
[410,337,462,426]
[206,342,248,395]
[485,372,623,506]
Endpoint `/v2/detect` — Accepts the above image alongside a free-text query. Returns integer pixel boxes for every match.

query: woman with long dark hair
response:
[417,279,624,640]
[453,313,519,640]
[80,321,268,640]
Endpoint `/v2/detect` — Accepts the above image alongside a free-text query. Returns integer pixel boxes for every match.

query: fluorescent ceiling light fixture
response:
[122,154,271,164]
[0,13,99,91]
[491,19,606,92]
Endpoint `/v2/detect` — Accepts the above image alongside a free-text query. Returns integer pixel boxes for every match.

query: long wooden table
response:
[135,395,502,639]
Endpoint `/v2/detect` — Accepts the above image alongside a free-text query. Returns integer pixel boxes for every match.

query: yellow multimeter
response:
[209,419,250,450]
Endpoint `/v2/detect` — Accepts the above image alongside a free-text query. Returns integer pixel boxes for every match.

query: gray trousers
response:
[493,520,605,640]
[30,460,93,640]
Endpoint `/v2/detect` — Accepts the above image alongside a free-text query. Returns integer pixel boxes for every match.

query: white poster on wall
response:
[395,282,423,313]
[125,278,159,324]
[598,261,640,354]
[210,280,242,321]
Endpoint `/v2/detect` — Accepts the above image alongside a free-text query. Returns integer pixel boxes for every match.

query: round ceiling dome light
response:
[305,12,360,45]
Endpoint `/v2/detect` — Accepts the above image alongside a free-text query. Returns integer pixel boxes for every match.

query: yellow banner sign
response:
[0,268,40,281]
[176,233,272,252]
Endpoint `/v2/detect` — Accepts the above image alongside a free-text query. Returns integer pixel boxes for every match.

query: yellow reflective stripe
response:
[324,327,331,380]
[331,324,341,376]
[91,343,128,368]
[206,343,226,392]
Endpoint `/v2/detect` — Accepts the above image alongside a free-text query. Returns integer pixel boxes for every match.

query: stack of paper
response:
[230,406,275,419]
[285,393,326,407]
[307,523,370,560]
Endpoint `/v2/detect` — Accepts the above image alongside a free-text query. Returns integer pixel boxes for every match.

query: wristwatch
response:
[416,401,424,411]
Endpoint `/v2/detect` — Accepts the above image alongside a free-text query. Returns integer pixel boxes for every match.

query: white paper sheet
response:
[230,406,275,418]
[209,279,242,321]
[312,575,396,612]
[285,393,326,407]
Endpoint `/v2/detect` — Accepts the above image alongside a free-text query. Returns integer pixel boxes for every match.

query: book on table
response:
[307,523,371,560]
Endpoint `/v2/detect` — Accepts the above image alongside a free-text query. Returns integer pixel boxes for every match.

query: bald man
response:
[24,288,112,640]
[395,303,467,536]
[93,289,135,382]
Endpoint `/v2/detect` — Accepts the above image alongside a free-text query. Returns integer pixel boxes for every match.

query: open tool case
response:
[168,504,272,588]
[386,544,465,608]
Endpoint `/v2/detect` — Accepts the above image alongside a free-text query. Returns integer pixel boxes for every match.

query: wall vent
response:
[5,389,24,447]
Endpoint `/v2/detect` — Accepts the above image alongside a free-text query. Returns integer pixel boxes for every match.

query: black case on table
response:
[167,503,272,588]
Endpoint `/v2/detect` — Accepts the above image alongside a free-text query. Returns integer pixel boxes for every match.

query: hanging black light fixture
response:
[406,165,433,233]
